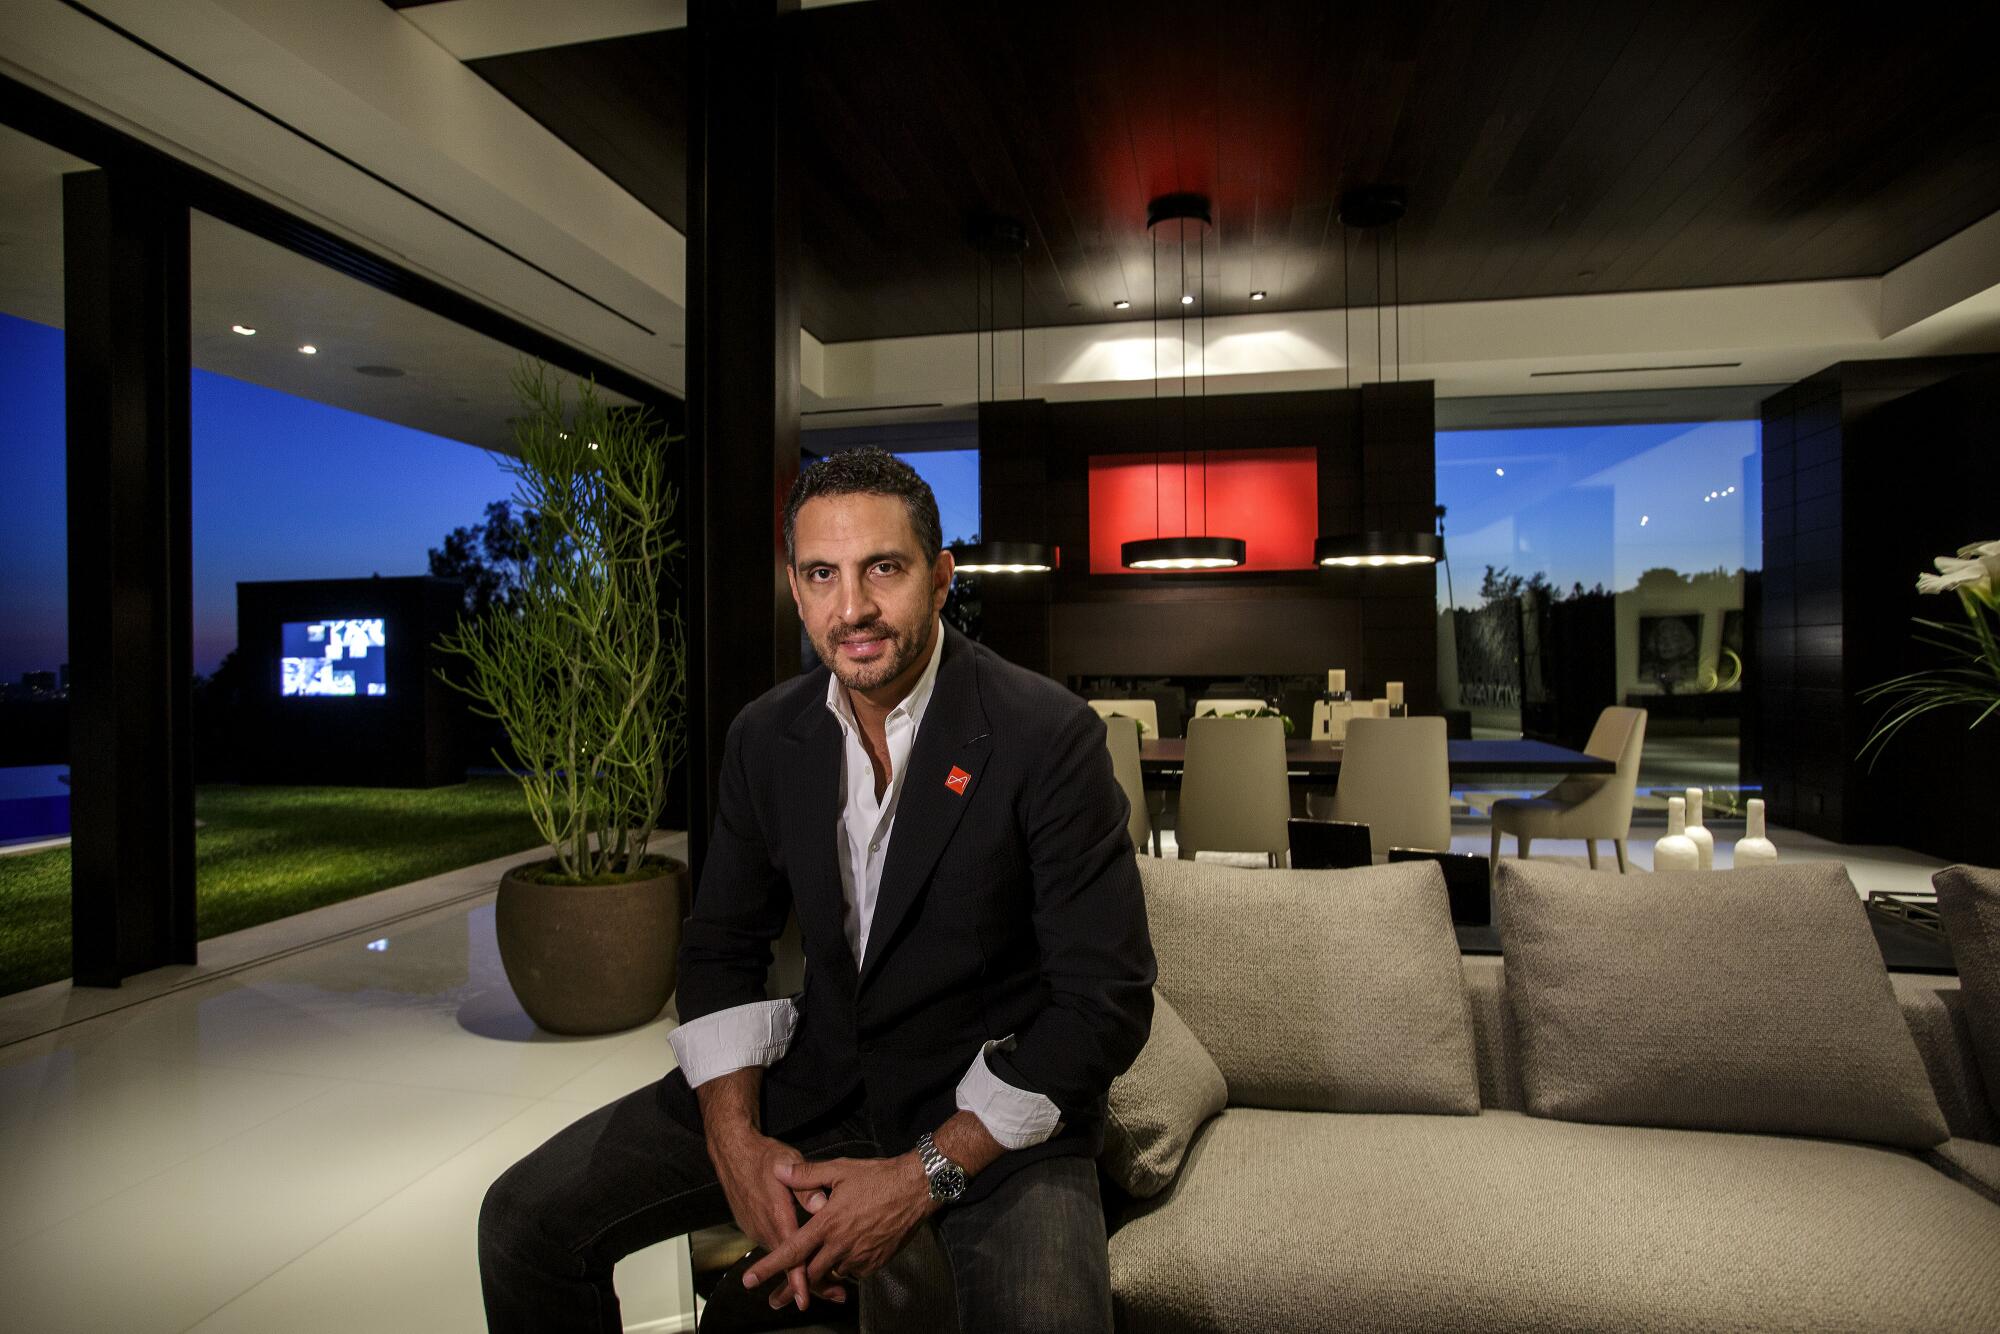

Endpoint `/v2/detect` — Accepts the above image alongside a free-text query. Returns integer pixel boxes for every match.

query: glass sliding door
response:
[1436,418,1762,816]
[0,123,94,996]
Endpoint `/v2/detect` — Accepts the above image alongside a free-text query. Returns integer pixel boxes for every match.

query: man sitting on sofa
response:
[478,448,1155,1333]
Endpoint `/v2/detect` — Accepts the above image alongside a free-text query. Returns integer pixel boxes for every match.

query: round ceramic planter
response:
[494,858,688,1036]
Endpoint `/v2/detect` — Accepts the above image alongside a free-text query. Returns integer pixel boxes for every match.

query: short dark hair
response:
[783,447,943,568]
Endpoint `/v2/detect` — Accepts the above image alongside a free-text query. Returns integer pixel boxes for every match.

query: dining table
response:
[1139,737,1616,786]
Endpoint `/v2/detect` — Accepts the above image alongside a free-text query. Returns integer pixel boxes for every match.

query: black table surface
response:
[1452,918,1957,975]
[1140,737,1617,777]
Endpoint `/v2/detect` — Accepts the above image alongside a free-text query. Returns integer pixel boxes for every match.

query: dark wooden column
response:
[684,0,802,881]
[1755,353,1991,851]
[974,398,1054,674]
[1358,380,1441,713]
[62,168,196,987]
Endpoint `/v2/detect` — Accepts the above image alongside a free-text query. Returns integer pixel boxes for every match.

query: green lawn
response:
[0,778,547,998]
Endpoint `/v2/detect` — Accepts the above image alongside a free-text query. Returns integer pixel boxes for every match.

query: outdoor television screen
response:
[281,618,387,698]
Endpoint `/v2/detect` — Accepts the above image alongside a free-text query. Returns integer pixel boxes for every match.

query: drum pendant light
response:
[1124,193,1244,571]
[951,215,1056,575]
[1315,186,1438,569]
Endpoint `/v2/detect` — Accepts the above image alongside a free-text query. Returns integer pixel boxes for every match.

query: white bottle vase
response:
[1734,798,1778,866]
[1654,797,1700,872]
[1683,787,1715,871]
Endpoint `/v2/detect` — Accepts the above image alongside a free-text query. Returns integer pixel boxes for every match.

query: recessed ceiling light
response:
[298,344,317,355]
[1641,515,1650,526]
[230,324,256,336]
[1494,467,1505,476]
[1250,290,1266,301]
[1180,294,1194,305]
[1113,300,1130,310]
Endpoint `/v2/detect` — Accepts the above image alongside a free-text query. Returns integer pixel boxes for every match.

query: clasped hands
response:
[711,1126,934,1313]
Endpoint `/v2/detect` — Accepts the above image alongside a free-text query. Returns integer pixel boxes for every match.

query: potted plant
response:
[1200,705,1297,736]
[440,364,688,1035]
[1860,538,2000,766]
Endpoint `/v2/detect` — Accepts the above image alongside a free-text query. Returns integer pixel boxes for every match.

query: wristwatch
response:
[914,1132,968,1205]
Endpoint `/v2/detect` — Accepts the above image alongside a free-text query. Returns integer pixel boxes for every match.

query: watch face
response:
[931,1163,968,1202]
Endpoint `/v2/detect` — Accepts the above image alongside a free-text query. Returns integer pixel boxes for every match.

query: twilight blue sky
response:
[891,449,980,548]
[5,307,1759,681]
[1,315,71,683]
[0,311,987,681]
[3,312,508,678]
[1436,419,1761,607]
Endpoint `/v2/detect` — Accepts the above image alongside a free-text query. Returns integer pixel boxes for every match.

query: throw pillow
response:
[1139,857,1480,1114]
[1101,988,1229,1198]
[1495,859,1948,1148]
[1934,863,2000,1120]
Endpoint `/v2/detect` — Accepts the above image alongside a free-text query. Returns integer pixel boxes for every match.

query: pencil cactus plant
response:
[439,363,686,883]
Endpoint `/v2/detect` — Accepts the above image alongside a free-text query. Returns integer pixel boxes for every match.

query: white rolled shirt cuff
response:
[954,1035,1062,1149]
[666,997,798,1088]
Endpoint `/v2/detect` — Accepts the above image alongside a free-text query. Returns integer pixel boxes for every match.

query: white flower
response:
[1918,551,2000,602]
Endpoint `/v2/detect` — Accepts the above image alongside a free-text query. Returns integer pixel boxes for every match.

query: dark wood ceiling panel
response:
[469,0,2000,344]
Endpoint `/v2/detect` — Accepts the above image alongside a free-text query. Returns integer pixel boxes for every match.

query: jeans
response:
[477,1075,1112,1334]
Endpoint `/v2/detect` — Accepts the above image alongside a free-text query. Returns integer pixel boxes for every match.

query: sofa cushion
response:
[1494,859,1948,1148]
[1102,988,1228,1198]
[1893,973,1998,1143]
[1934,863,2000,1119]
[1461,954,1525,1112]
[1109,1108,2000,1334]
[1929,1137,2000,1206]
[1138,857,1478,1114]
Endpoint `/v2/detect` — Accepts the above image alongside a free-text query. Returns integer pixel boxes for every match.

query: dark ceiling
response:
[468,0,2000,344]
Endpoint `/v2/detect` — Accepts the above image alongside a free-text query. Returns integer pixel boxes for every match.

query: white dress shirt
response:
[666,619,1062,1150]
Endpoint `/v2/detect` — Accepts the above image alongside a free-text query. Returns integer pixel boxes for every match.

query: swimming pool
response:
[0,765,70,845]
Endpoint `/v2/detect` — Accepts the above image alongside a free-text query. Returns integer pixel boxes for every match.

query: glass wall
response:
[1435,419,1762,811]
[187,212,637,941]
[0,122,92,996]
[800,423,981,645]
[900,447,980,548]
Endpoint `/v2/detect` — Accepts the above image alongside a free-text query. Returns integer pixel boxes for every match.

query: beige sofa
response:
[863,856,2000,1333]
[1099,857,2000,1333]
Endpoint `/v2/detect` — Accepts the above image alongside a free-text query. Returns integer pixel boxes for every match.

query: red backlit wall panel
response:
[1087,447,1318,573]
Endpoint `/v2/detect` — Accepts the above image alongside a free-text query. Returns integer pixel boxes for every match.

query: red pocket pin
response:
[944,765,972,796]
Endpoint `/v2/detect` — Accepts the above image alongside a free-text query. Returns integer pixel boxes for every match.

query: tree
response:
[1479,565,1551,602]
[942,530,982,639]
[437,365,686,880]
[191,649,248,781]
[428,500,544,620]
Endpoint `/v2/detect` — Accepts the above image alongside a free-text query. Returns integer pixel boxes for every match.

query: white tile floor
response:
[0,836,698,1334]
[0,821,1953,1333]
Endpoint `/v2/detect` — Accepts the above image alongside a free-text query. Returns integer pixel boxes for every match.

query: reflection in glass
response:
[1436,420,1761,810]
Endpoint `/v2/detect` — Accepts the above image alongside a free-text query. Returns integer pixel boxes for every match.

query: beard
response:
[815,613,933,693]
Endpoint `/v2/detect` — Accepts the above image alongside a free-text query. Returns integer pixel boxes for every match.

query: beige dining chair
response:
[1307,715,1452,859]
[1099,712,1153,856]
[1176,715,1292,866]
[1488,706,1648,873]
[1088,698,1165,853]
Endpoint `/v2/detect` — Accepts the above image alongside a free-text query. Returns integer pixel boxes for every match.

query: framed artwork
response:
[1638,612,1702,689]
